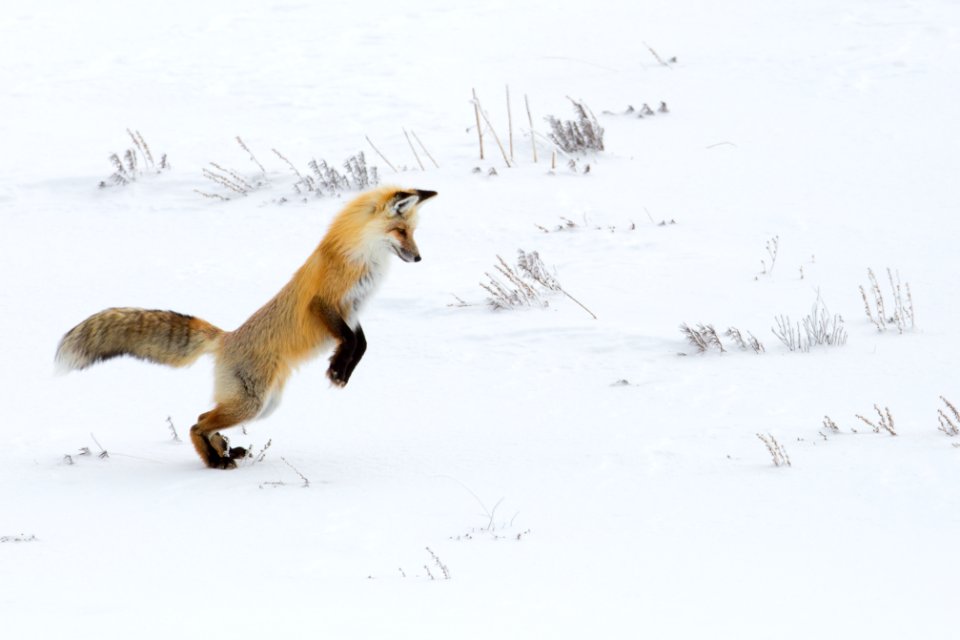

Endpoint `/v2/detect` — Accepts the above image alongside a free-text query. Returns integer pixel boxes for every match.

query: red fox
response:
[56,186,437,469]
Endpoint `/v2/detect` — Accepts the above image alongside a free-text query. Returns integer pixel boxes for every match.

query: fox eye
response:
[394,229,407,238]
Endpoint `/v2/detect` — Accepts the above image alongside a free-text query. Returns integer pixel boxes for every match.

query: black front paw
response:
[327,351,351,387]
[327,364,348,387]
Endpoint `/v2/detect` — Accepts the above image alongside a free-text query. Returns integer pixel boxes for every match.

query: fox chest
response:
[342,260,388,323]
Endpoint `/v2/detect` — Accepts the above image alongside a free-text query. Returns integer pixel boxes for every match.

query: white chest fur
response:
[343,255,389,326]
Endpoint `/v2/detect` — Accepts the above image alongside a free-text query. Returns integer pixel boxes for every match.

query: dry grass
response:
[480,250,596,319]
[680,323,764,354]
[757,433,791,467]
[855,404,897,436]
[99,129,169,188]
[859,268,915,333]
[546,98,604,153]
[772,296,846,352]
[938,396,959,436]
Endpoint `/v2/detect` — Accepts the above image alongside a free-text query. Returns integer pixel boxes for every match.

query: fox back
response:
[55,185,438,469]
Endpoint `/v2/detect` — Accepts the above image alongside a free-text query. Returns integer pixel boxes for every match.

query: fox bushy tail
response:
[56,307,223,372]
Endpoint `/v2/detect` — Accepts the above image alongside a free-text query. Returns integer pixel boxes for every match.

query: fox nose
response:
[414,255,422,262]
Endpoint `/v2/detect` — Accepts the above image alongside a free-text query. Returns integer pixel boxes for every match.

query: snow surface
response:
[3,0,960,637]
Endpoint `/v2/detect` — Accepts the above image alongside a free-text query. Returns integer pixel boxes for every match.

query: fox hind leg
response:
[190,401,259,469]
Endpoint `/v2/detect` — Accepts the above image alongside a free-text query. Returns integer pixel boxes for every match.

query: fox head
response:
[380,187,438,263]
[329,186,437,265]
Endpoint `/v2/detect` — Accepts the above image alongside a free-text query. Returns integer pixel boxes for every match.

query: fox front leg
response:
[310,297,367,387]
[327,324,366,386]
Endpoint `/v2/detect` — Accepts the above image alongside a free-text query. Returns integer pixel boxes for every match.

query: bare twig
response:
[411,131,439,168]
[281,457,310,487]
[856,405,896,436]
[643,41,672,68]
[506,85,514,164]
[939,396,960,436]
[166,416,181,442]
[474,92,512,167]
[680,323,708,352]
[823,416,840,434]
[525,94,537,163]
[402,128,425,171]
[757,433,791,467]
[272,148,305,182]
[236,136,266,174]
[426,547,451,580]
[472,88,484,160]
[365,135,398,173]
[90,433,109,459]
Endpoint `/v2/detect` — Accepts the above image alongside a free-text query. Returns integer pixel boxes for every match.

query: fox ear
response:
[391,193,419,216]
[390,189,437,216]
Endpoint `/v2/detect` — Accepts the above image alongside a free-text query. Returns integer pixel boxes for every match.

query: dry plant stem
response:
[643,41,671,67]
[888,268,904,333]
[475,93,512,167]
[861,268,914,332]
[272,148,305,182]
[210,162,254,191]
[868,269,886,326]
[90,433,109,458]
[823,416,840,433]
[195,190,230,201]
[281,456,310,487]
[202,168,247,195]
[681,323,708,352]
[939,411,959,436]
[506,85,514,164]
[856,405,896,436]
[942,396,960,422]
[525,94,538,163]
[426,547,451,580]
[411,131,439,168]
[514,251,596,319]
[559,288,596,319]
[364,135,398,173]
[402,128,425,171]
[859,285,881,330]
[166,416,180,442]
[757,433,791,467]
[905,283,915,328]
[236,136,266,174]
[938,397,960,435]
[705,325,725,352]
[472,88,484,160]
[128,129,154,169]
[725,327,747,350]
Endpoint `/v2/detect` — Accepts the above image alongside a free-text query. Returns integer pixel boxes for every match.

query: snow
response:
[3,0,960,637]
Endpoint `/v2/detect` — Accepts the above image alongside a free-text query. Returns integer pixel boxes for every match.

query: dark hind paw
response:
[203,432,247,469]
[211,455,238,470]
[228,446,249,460]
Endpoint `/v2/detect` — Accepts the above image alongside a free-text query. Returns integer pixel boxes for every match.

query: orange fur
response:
[56,186,436,468]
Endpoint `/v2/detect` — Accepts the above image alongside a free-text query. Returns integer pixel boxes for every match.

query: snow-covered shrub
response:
[299,152,378,197]
[771,297,846,352]
[938,396,959,436]
[196,136,269,200]
[855,405,897,436]
[755,235,779,278]
[680,324,764,354]
[757,433,791,467]
[98,129,169,188]
[480,250,595,318]
[546,98,604,153]
[859,268,914,333]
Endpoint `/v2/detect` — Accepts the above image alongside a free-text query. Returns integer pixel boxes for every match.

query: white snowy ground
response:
[2,0,960,637]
